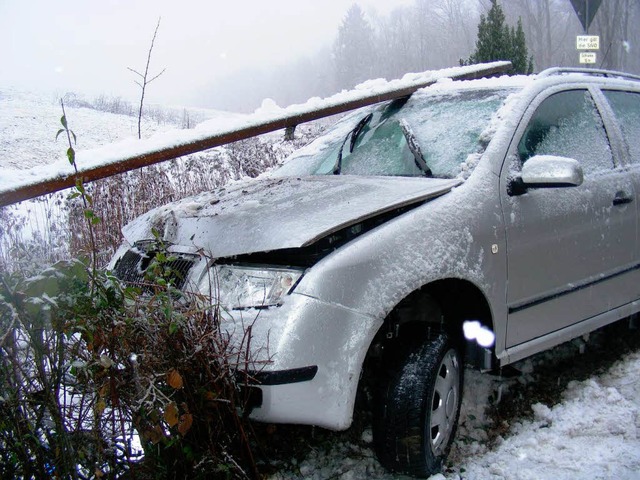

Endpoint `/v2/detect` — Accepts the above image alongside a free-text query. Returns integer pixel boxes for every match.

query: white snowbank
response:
[457,350,640,480]
[269,343,640,479]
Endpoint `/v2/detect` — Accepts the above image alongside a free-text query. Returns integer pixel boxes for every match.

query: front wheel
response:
[373,333,463,477]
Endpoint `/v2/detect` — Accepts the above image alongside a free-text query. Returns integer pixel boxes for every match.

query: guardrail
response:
[0,61,511,207]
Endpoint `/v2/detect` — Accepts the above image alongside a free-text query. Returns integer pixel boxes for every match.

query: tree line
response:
[199,0,640,112]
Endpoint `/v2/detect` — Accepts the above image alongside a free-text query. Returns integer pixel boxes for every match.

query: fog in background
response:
[2,0,639,113]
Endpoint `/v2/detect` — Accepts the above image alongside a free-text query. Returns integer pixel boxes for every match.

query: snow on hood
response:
[122,175,461,258]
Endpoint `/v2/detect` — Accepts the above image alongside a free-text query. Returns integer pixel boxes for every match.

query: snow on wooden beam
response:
[0,62,511,207]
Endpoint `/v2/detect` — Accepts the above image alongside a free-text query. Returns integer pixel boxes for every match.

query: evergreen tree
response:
[511,19,530,73]
[465,0,533,74]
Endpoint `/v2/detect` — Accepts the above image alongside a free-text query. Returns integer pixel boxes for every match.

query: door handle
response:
[613,191,634,206]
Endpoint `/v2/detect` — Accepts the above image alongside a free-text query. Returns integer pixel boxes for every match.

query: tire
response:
[373,333,463,477]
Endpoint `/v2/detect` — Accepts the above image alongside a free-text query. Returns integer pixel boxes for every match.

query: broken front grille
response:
[113,247,197,290]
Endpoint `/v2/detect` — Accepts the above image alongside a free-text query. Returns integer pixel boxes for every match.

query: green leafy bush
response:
[0,253,264,479]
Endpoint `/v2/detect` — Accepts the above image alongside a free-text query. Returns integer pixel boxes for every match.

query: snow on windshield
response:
[274,88,514,179]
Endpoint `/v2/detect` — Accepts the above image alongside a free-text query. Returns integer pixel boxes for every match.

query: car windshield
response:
[273,89,510,179]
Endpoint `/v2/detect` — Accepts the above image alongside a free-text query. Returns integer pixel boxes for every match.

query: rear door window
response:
[602,90,640,164]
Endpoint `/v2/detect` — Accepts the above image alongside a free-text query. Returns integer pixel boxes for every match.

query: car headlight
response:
[199,265,303,309]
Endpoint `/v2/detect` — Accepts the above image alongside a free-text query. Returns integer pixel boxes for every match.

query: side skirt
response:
[500,299,640,365]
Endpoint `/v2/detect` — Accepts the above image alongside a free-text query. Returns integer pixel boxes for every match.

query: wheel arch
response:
[362,277,495,378]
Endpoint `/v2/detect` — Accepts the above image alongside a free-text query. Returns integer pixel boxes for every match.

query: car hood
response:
[122,175,461,258]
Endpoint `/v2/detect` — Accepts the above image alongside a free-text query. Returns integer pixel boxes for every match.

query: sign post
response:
[570,0,602,66]
[576,35,600,50]
[576,34,599,64]
[579,52,597,64]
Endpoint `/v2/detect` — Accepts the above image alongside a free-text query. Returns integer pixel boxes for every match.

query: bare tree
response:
[128,17,166,139]
[432,0,480,66]
[375,6,417,79]
[595,0,635,72]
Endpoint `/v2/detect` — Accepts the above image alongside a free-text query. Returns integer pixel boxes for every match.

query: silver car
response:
[111,67,640,477]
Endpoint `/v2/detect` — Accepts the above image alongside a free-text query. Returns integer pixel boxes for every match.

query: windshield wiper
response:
[399,119,432,177]
[333,113,373,175]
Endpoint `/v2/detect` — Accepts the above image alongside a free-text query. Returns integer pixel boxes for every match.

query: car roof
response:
[423,67,640,100]
[537,67,640,83]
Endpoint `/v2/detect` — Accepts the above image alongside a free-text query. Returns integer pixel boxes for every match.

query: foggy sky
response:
[0,0,413,108]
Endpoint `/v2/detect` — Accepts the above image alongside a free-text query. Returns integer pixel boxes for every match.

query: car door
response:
[601,88,640,239]
[501,87,637,348]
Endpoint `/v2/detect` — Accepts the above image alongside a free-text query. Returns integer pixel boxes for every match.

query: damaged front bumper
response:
[223,293,381,431]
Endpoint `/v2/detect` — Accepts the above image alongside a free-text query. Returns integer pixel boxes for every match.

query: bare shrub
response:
[128,17,166,139]
[61,91,196,128]
[90,95,136,117]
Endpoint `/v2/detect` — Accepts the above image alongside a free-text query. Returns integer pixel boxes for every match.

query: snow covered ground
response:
[2,85,639,480]
[0,86,227,172]
[0,86,202,261]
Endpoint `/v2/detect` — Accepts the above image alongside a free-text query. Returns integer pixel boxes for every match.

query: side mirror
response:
[509,155,584,196]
